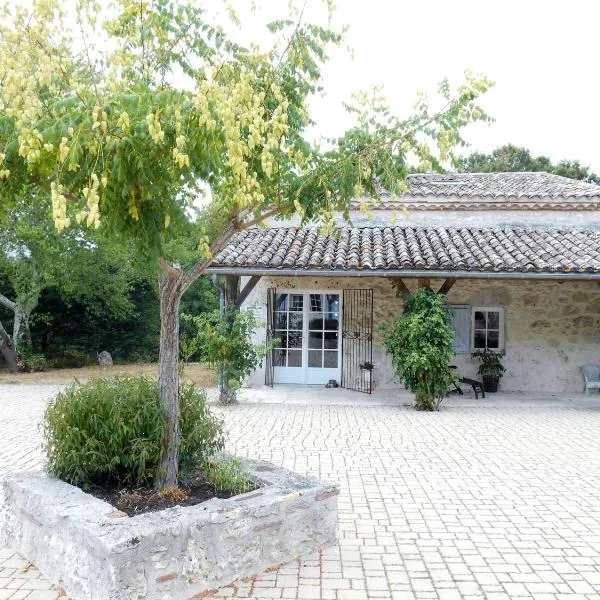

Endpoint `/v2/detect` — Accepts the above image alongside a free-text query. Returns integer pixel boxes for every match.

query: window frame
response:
[471,306,505,352]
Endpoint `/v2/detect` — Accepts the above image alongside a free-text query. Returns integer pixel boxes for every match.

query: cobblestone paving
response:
[1,384,600,599]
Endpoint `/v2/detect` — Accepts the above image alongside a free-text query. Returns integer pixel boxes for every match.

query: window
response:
[472,307,504,351]
[448,305,505,353]
[447,305,470,353]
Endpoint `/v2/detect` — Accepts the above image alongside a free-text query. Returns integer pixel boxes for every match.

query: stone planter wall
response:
[1,460,339,600]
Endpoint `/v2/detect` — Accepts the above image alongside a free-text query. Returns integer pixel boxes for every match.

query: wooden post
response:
[216,275,240,403]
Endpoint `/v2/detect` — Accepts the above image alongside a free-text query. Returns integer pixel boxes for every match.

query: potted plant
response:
[471,349,506,392]
[360,361,375,387]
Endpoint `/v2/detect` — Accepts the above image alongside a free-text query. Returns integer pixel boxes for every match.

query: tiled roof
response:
[356,172,600,210]
[210,226,600,275]
[405,172,600,198]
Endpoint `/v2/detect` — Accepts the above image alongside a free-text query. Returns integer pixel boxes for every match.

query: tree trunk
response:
[23,314,32,346]
[153,223,237,489]
[0,320,18,373]
[155,266,185,489]
[13,309,23,353]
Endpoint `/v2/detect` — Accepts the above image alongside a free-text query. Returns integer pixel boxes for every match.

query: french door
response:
[272,291,341,384]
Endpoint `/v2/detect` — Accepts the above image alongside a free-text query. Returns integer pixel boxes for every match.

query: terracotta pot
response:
[482,374,500,393]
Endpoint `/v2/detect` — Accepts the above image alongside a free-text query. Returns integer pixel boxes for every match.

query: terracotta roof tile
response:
[357,172,600,210]
[211,226,600,275]
[405,172,600,198]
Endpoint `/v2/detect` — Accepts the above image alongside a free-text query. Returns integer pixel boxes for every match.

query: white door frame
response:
[272,289,342,385]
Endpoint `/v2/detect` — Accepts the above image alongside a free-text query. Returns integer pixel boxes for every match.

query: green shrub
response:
[16,344,48,372]
[43,375,224,487]
[205,456,254,495]
[183,309,266,403]
[47,348,94,369]
[28,353,48,372]
[381,289,457,411]
[471,348,506,378]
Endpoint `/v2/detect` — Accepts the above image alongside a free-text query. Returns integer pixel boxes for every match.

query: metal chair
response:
[581,365,600,394]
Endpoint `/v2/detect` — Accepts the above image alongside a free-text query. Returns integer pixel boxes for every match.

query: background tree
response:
[455,144,600,183]
[0,194,138,370]
[0,0,492,486]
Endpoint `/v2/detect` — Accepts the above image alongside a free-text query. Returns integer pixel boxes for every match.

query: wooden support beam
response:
[417,278,431,290]
[387,277,411,297]
[235,275,261,309]
[437,278,457,295]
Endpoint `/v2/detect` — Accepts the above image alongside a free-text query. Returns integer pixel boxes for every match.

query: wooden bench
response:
[449,367,485,399]
[458,377,485,399]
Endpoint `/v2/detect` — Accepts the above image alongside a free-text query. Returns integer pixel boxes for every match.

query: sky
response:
[242,0,600,172]
[13,0,600,172]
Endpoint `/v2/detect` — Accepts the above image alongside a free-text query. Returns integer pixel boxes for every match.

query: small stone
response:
[562,304,579,316]
[97,351,113,366]
[572,315,595,328]
[106,510,128,519]
[315,489,340,502]
[156,572,177,584]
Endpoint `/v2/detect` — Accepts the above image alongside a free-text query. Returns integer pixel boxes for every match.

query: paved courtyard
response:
[1,384,600,599]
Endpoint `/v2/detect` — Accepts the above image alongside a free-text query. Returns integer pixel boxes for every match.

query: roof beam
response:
[235,275,261,309]
[438,278,457,295]
[388,277,411,297]
[418,278,431,290]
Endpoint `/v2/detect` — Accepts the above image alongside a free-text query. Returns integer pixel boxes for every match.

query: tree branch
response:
[0,292,16,312]
[239,206,280,229]
[181,222,238,292]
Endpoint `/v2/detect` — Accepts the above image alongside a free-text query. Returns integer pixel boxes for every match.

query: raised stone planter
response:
[1,460,339,600]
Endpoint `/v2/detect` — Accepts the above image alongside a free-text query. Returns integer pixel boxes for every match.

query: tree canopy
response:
[455,144,600,183]
[0,0,493,486]
[0,1,493,257]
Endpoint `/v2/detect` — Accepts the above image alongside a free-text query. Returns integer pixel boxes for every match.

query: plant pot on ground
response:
[472,349,506,393]
[359,362,374,387]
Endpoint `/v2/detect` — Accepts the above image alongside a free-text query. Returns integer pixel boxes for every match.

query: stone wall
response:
[243,276,600,393]
[1,461,339,600]
[447,279,600,392]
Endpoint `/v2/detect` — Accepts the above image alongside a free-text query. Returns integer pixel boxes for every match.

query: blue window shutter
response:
[447,306,470,353]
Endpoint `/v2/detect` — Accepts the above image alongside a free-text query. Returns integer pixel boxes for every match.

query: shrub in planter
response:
[205,456,255,495]
[43,375,224,487]
[471,349,506,392]
[381,289,457,411]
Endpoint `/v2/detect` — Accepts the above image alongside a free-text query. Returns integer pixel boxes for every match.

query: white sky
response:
[14,0,600,171]
[251,0,600,172]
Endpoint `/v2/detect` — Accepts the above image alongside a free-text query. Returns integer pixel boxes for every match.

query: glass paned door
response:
[306,293,340,384]
[272,291,341,384]
[272,293,304,382]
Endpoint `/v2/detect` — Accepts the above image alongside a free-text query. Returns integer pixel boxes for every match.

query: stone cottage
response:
[206,172,600,393]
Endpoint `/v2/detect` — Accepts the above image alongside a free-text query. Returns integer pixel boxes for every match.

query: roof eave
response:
[206,267,600,280]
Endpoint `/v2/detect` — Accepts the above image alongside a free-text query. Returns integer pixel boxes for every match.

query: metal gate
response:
[341,289,374,394]
[265,287,275,387]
